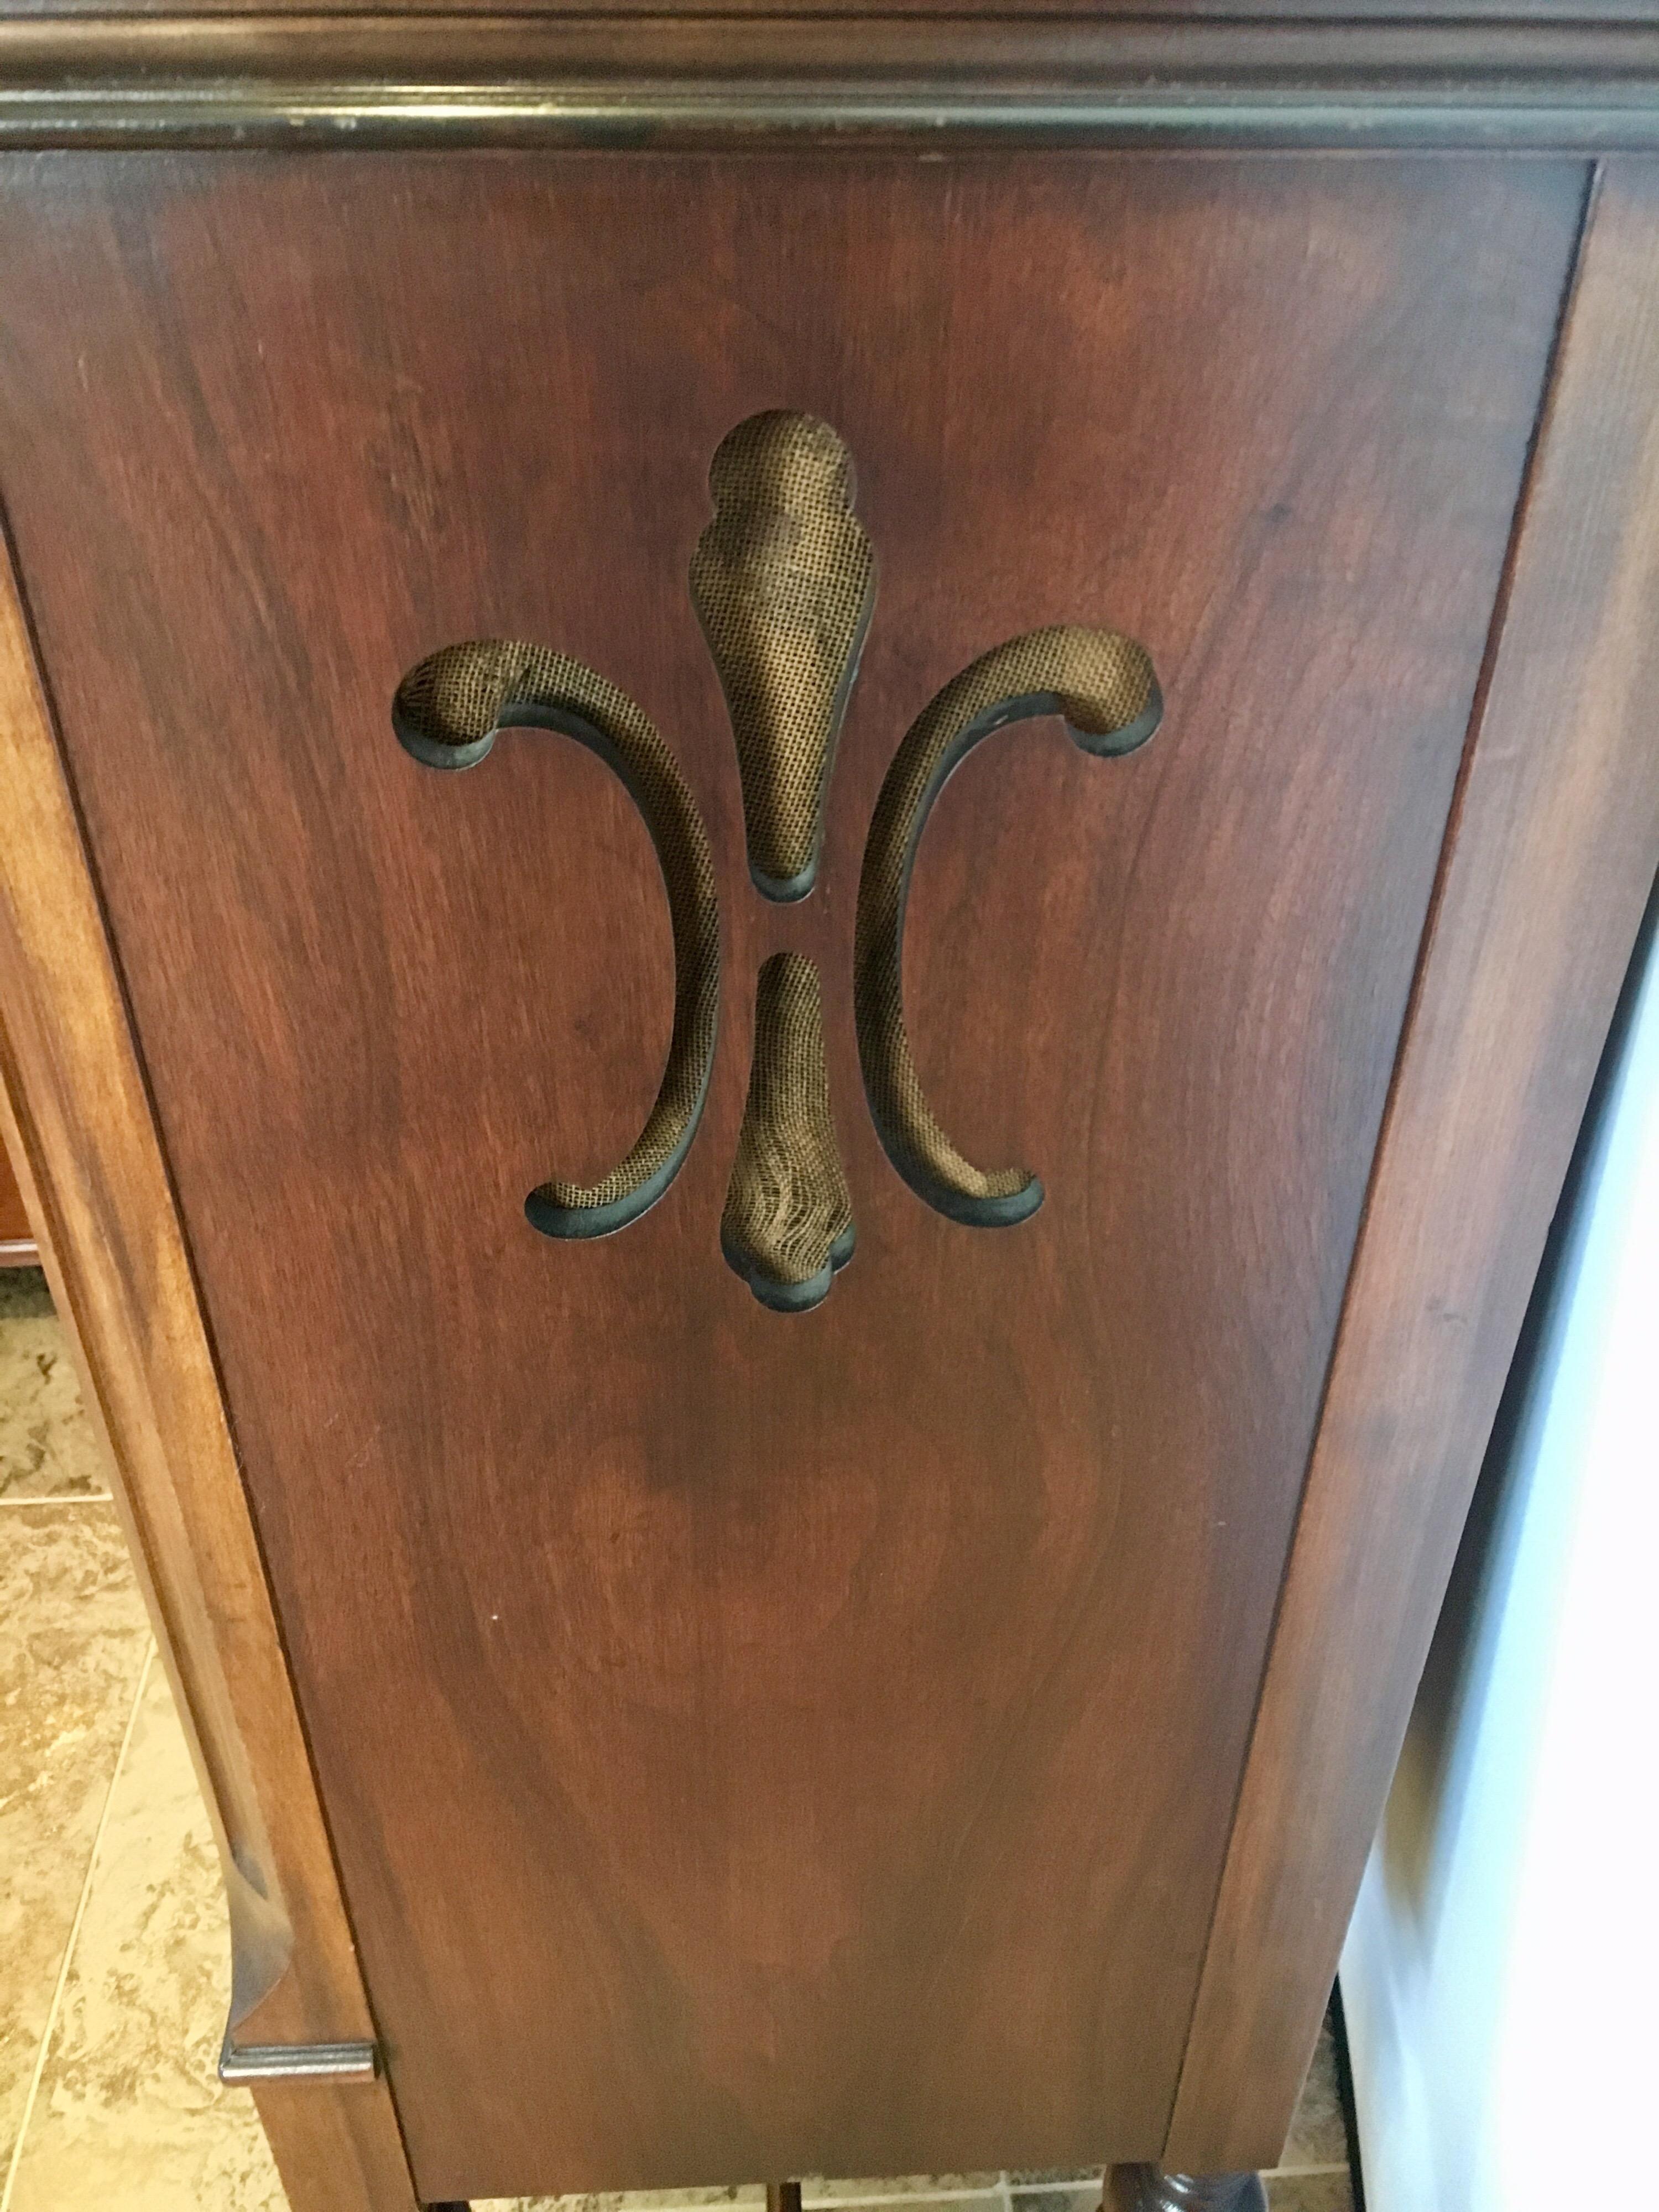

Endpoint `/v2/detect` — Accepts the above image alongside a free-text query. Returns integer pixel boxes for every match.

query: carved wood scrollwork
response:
[393,412,1161,1310]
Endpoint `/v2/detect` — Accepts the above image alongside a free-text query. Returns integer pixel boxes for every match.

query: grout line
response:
[0,1493,114,1507]
[805,2194,1025,2208]
[805,2193,1020,2206]
[0,1638,154,2212]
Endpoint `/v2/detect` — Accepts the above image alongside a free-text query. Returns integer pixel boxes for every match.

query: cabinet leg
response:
[1118,2169,1267,2211]
[249,2077,424,2212]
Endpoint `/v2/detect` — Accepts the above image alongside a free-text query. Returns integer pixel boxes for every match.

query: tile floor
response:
[0,1265,1360,2212]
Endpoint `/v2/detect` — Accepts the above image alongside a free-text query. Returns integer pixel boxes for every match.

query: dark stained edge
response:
[1166,155,1659,2169]
[2,15,1659,147]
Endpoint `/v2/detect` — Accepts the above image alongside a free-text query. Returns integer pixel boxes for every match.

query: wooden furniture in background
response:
[1,22,1657,2212]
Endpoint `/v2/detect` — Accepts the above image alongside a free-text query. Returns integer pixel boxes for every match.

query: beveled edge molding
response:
[0,515,421,2210]
[2,14,1659,148]
[1166,157,1659,2169]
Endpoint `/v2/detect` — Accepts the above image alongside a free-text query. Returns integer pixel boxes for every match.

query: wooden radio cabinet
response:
[2,11,1657,2209]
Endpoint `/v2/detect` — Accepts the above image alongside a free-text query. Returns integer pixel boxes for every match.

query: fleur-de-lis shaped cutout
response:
[393,411,1161,1313]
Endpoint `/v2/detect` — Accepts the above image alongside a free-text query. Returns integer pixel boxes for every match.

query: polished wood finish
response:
[0,0,1647,20]
[247,2078,419,2212]
[0,530,420,2211]
[0,152,1580,2198]
[0,1128,36,1261]
[3,17,1659,150]
[1165,156,1659,2172]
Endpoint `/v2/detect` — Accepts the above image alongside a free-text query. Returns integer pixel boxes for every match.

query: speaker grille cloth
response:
[723,952,853,1287]
[394,639,720,1215]
[856,626,1158,1206]
[691,412,875,893]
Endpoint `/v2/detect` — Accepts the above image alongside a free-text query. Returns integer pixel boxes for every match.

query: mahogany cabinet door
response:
[0,152,1582,2199]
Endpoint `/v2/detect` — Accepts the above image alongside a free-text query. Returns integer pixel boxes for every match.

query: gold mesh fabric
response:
[394,639,721,1215]
[855,626,1159,1209]
[722,953,854,1288]
[690,412,875,894]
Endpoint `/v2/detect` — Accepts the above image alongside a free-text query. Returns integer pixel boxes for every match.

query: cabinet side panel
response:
[0,152,1581,2194]
[1167,158,1659,2172]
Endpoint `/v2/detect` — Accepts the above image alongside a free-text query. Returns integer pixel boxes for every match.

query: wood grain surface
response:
[0,152,1580,2196]
[0,1128,35,1259]
[0,0,1647,20]
[1165,154,1659,2173]
[0,524,419,2209]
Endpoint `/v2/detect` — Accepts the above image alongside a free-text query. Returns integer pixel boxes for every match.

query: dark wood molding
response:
[6,0,1655,15]
[1165,155,1659,2171]
[2,15,1659,148]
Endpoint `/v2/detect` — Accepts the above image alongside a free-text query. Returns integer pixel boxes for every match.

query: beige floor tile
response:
[801,2198,1006,2212]
[1264,2171,1353,2211]
[6,1654,285,2212]
[480,2192,766,2212]
[1277,2017,1347,2172]
[0,1499,151,2178]
[0,1271,106,1504]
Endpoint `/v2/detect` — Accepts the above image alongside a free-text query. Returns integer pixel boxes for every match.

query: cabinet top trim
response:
[2,16,1658,149]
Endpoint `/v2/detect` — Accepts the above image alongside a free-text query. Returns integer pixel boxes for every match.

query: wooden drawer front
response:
[0,152,1578,2199]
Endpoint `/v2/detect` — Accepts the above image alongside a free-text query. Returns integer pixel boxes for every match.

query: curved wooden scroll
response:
[854,624,1161,1225]
[393,639,720,1237]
